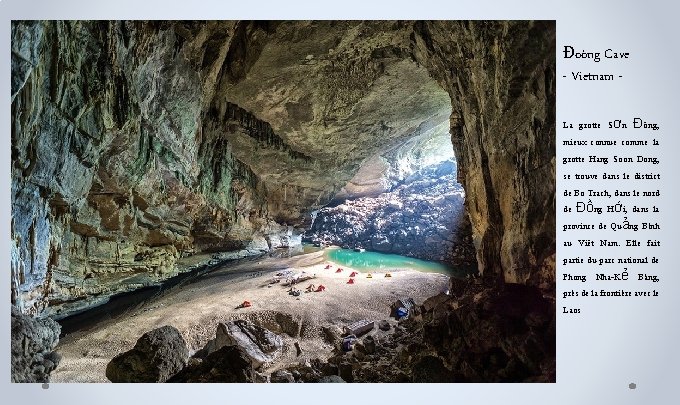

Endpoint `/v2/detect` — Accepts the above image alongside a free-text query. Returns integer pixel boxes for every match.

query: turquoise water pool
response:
[326,248,468,277]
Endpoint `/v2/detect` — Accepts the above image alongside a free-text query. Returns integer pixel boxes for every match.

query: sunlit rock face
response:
[11,21,555,316]
[304,161,476,266]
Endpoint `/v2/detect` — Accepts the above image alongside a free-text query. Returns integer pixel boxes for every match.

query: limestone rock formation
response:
[11,21,297,317]
[202,320,283,369]
[11,20,555,318]
[10,306,62,382]
[105,325,189,383]
[304,160,476,265]
[168,345,256,383]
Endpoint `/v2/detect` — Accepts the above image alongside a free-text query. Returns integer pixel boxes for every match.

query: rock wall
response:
[412,21,556,285]
[11,21,297,316]
[11,21,555,317]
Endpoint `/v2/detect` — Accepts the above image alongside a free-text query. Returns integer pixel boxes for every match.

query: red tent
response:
[347,278,355,284]
[349,272,357,277]
[335,268,343,273]
[316,285,326,292]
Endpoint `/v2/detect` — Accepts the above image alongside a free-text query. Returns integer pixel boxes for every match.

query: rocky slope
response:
[11,21,555,320]
[304,160,476,265]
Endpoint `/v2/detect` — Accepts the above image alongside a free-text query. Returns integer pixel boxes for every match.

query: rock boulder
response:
[106,325,189,383]
[169,345,256,383]
[204,320,283,369]
[10,307,62,383]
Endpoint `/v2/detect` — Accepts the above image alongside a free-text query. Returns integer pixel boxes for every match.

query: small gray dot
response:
[41,383,49,389]
[628,382,636,390]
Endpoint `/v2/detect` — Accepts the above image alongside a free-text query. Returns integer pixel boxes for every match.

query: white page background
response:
[2,1,678,404]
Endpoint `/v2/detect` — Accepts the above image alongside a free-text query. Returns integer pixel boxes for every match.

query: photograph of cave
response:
[11,21,555,383]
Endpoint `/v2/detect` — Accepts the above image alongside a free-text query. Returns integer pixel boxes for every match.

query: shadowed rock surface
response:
[168,345,256,383]
[105,325,189,383]
[10,306,62,382]
[323,280,555,383]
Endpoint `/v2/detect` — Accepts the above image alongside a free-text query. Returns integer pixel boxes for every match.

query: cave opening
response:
[303,157,476,275]
[301,107,478,275]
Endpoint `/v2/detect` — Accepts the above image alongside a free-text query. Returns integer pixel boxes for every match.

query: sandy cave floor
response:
[51,250,450,383]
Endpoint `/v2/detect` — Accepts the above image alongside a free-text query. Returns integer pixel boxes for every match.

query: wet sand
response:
[51,250,449,382]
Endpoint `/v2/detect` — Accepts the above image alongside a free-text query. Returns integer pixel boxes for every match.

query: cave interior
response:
[10,20,556,383]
